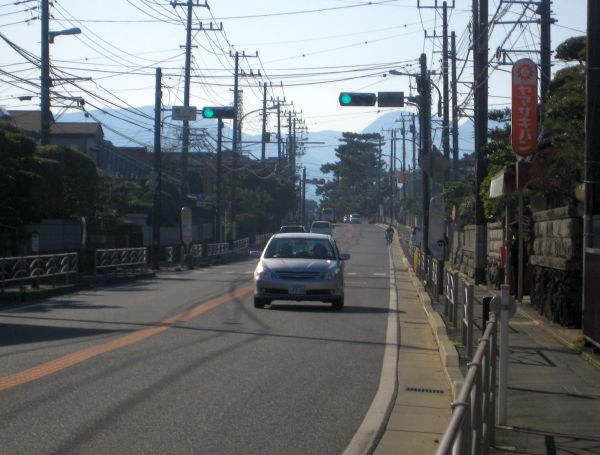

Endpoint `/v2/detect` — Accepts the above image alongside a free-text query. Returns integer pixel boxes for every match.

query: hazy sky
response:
[0,0,588,142]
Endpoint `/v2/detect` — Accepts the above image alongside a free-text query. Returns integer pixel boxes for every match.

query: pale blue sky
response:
[0,0,588,140]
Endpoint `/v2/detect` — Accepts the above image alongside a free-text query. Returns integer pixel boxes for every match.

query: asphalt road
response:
[0,223,396,455]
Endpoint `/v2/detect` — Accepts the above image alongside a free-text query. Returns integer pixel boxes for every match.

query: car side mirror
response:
[339,253,350,261]
[249,250,261,258]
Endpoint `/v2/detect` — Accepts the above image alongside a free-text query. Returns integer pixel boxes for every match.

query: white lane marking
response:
[343,247,398,455]
[372,272,387,276]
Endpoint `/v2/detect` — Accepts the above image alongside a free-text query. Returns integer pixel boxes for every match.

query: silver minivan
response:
[310,220,333,236]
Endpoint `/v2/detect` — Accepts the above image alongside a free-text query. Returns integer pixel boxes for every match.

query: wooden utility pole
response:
[451,31,460,180]
[474,0,489,284]
[442,1,451,183]
[151,68,162,270]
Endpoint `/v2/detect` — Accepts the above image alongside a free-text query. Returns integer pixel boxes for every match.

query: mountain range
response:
[58,107,475,201]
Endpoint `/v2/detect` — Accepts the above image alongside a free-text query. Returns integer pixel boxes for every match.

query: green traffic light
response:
[203,107,216,118]
[340,93,352,105]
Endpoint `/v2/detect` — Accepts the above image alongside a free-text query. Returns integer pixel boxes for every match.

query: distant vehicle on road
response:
[279,225,306,233]
[310,221,333,236]
[320,207,336,223]
[250,232,350,309]
[349,214,362,224]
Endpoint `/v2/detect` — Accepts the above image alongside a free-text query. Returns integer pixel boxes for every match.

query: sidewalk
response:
[376,233,600,454]
[373,234,454,454]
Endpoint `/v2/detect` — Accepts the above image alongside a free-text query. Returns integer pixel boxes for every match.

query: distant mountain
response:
[59,107,476,201]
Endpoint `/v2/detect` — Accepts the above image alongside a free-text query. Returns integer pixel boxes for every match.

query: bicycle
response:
[385,230,394,245]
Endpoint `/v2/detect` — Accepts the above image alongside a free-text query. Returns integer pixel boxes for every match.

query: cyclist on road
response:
[385,225,395,245]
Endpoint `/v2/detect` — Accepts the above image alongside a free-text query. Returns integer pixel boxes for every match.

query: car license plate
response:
[289,286,306,295]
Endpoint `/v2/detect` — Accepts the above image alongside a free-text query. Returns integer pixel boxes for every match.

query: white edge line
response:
[342,247,399,455]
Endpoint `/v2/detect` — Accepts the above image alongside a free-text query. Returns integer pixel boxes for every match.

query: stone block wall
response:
[486,222,504,288]
[449,224,476,278]
[530,206,582,328]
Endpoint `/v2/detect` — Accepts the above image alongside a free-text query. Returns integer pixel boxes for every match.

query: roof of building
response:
[6,110,103,137]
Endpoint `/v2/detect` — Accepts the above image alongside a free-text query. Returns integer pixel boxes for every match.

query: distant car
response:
[310,221,333,236]
[343,214,350,223]
[349,214,362,224]
[279,225,306,233]
[250,233,350,309]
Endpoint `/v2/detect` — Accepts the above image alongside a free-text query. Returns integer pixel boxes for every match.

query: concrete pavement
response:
[373,230,600,455]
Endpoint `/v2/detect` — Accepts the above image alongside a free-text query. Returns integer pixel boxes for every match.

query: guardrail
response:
[436,313,497,455]
[254,233,273,249]
[207,242,229,258]
[95,247,148,271]
[231,238,249,254]
[444,268,459,327]
[0,252,78,292]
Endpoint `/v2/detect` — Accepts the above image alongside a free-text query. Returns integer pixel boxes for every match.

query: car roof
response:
[280,225,304,228]
[272,232,331,239]
[311,220,331,225]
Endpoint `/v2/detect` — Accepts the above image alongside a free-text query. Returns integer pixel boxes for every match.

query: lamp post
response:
[41,0,81,145]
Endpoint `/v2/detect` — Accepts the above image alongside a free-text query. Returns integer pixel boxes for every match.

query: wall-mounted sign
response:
[172,106,197,121]
[511,59,538,158]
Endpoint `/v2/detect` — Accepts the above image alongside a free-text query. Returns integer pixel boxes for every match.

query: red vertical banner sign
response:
[512,59,538,158]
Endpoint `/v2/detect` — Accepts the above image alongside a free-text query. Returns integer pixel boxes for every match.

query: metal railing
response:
[444,268,459,327]
[207,242,229,258]
[231,238,249,254]
[436,313,497,455]
[95,247,148,271]
[0,252,79,291]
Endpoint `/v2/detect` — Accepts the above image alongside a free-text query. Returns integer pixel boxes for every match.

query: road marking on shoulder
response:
[343,246,398,455]
[372,272,387,276]
[0,284,254,392]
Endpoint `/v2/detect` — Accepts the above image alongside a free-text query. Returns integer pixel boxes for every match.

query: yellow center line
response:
[0,284,254,392]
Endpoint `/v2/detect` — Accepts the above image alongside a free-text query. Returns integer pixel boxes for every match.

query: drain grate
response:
[406,387,445,394]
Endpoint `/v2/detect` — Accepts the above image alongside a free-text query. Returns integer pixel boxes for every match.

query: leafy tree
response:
[36,145,99,219]
[0,121,42,226]
[531,36,586,207]
[317,132,385,217]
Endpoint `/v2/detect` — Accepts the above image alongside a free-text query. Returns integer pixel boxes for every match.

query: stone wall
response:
[449,224,476,278]
[486,222,504,288]
[530,206,582,328]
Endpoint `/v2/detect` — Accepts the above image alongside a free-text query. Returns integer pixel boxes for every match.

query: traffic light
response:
[201,106,236,119]
[339,92,376,106]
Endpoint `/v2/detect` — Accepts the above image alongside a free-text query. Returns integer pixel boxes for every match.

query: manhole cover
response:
[406,387,445,394]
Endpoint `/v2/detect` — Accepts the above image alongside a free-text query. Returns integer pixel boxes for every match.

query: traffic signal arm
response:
[339,92,377,106]
[202,106,236,119]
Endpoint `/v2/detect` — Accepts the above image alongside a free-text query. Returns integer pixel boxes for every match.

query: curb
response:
[396,246,465,400]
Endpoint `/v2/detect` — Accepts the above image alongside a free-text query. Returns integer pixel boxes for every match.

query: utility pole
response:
[402,117,407,218]
[419,53,431,254]
[40,0,50,145]
[412,114,417,226]
[230,50,258,241]
[539,0,552,121]
[473,0,488,284]
[389,129,395,221]
[301,167,307,226]
[216,117,223,242]
[451,31,460,180]
[230,51,240,242]
[583,0,600,340]
[170,0,209,200]
[151,68,163,270]
[442,1,451,183]
[276,97,282,170]
[261,82,268,161]
[419,1,454,184]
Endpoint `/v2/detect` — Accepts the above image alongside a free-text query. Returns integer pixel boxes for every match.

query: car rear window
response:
[264,238,335,259]
[312,222,330,228]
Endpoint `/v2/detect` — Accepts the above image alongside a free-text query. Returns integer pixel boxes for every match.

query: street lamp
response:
[48,27,81,43]
[41,0,82,144]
